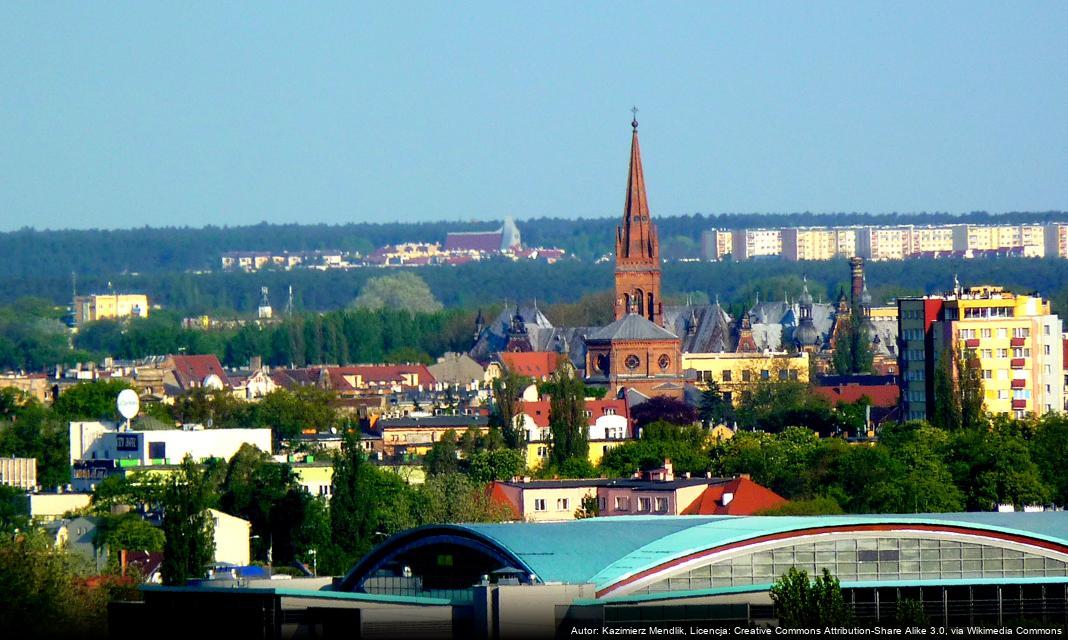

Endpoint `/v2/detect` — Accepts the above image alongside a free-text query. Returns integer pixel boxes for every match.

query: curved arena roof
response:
[340,512,1068,599]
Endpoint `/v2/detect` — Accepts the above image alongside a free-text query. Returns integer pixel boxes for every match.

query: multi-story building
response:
[699,229,734,261]
[899,285,1063,422]
[0,457,36,490]
[908,226,955,254]
[73,293,149,325]
[781,228,855,262]
[952,225,1045,257]
[1045,223,1068,258]
[683,352,810,406]
[729,229,782,261]
[856,226,912,261]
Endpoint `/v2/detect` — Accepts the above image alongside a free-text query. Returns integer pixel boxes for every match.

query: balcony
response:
[1010,337,1026,347]
[1011,379,1027,389]
[964,338,980,348]
[1011,358,1026,369]
[1012,399,1027,410]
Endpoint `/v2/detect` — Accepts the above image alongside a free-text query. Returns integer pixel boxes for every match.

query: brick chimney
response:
[850,256,865,305]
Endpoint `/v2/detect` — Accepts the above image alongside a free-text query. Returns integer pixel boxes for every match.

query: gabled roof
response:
[519,398,629,429]
[322,365,435,390]
[444,231,504,253]
[680,477,787,516]
[497,352,565,378]
[167,354,228,391]
[588,314,678,342]
[812,384,900,408]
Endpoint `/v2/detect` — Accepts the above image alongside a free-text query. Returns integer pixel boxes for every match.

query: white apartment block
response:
[730,229,782,261]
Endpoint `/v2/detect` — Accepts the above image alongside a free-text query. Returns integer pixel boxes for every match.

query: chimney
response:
[850,256,865,304]
[250,356,262,371]
[663,459,674,482]
[721,492,734,506]
[739,473,751,480]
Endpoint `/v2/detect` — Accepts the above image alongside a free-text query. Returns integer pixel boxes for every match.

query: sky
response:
[1,2,1067,232]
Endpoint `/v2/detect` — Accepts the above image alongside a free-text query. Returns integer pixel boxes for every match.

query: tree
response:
[933,346,985,431]
[756,497,844,516]
[411,473,511,525]
[96,513,165,557]
[574,494,600,519]
[631,396,698,429]
[423,430,460,476]
[0,484,29,535]
[354,272,442,313]
[547,365,588,466]
[831,308,873,375]
[698,380,732,427]
[770,567,851,628]
[52,380,132,422]
[161,457,216,586]
[490,369,531,449]
[254,387,338,443]
[1031,413,1068,506]
[467,449,525,483]
[944,424,1050,511]
[328,431,414,572]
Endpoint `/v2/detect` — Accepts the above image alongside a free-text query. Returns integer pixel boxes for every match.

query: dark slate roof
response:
[468,303,592,370]
[663,304,733,353]
[376,415,488,429]
[587,314,678,342]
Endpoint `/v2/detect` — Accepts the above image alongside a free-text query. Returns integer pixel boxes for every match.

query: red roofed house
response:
[496,351,566,381]
[317,365,436,398]
[812,383,899,408]
[487,464,786,522]
[163,354,230,395]
[518,397,630,468]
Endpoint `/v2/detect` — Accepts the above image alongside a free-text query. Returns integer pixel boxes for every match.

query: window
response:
[1044,325,1052,336]
[981,328,992,338]
[997,349,1009,358]
[997,328,1008,338]
[760,369,770,381]
[556,498,570,511]
[998,369,1009,381]
[981,349,992,358]
[998,390,1010,400]
[982,370,992,380]
[614,496,629,511]
[599,497,607,511]
[638,497,651,512]
[1045,345,1052,356]
[959,329,976,339]
[1013,327,1030,338]
[537,446,548,459]
[722,370,732,382]
[604,408,616,416]
[1013,348,1030,358]
[655,497,669,512]
[534,499,546,512]
[778,370,788,381]
[742,370,751,382]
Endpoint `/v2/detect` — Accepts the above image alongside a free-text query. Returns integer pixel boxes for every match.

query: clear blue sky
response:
[2,2,1067,231]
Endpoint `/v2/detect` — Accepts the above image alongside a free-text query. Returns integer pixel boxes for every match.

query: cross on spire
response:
[631,106,639,130]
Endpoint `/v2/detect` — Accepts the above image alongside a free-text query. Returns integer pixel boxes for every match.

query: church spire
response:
[617,108,657,262]
[614,110,663,325]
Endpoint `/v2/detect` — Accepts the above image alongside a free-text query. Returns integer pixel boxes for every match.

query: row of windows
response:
[959,327,1031,339]
[631,537,1068,595]
[695,369,801,383]
[612,496,670,513]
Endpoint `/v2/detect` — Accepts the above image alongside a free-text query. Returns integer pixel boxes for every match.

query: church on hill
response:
[469,116,899,399]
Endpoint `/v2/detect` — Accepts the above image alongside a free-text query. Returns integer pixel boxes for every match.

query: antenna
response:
[286,285,294,316]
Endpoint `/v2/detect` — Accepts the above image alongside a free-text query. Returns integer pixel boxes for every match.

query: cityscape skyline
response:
[2,3,1068,232]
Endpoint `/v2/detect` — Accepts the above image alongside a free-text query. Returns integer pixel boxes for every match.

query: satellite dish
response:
[117,389,140,421]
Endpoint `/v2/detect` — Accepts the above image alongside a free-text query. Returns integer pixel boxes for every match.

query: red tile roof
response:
[812,384,899,407]
[444,231,503,253]
[681,477,787,516]
[323,365,435,390]
[498,351,566,379]
[520,398,629,429]
[168,354,228,390]
[487,482,522,520]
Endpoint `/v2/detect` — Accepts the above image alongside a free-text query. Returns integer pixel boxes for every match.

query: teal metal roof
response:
[460,512,1068,592]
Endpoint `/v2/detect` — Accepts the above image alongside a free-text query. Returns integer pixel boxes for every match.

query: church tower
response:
[614,112,663,326]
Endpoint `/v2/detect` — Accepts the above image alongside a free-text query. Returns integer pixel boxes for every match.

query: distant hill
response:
[4,211,1068,280]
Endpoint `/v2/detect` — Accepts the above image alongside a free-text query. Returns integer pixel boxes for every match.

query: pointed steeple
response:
[617,112,657,262]
[613,110,664,325]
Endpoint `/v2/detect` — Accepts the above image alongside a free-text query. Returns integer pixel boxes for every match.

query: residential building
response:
[73,293,149,325]
[46,516,105,570]
[209,508,251,566]
[17,492,92,522]
[373,414,490,458]
[729,228,782,261]
[855,226,912,261]
[781,227,855,261]
[518,397,630,469]
[0,457,36,489]
[488,467,785,523]
[699,229,733,260]
[1045,223,1068,258]
[899,285,1063,421]
[683,351,810,406]
[162,353,231,396]
[908,225,955,254]
[494,351,566,381]
[952,224,1045,257]
[444,217,522,253]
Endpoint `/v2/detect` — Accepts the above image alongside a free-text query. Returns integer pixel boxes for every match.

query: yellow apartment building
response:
[781,228,856,261]
[700,229,734,261]
[951,225,1045,257]
[682,351,810,406]
[899,286,1063,421]
[909,226,955,253]
[74,293,149,324]
[730,229,782,261]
